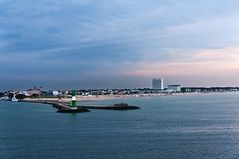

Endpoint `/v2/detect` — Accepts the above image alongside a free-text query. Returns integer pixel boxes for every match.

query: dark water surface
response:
[1,93,239,159]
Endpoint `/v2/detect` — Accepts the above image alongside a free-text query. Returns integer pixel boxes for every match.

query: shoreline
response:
[2,91,237,113]
[22,91,239,103]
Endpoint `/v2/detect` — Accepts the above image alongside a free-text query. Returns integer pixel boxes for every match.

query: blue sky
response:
[1,0,239,90]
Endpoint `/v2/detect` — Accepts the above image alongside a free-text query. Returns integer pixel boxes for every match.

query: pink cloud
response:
[124,47,239,77]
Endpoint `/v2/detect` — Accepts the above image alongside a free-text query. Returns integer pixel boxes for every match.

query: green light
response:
[71,90,77,107]
[71,100,77,107]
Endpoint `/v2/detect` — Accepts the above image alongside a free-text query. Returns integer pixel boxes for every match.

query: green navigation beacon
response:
[71,90,77,108]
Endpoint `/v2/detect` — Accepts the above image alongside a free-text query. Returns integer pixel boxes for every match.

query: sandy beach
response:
[23,91,239,103]
[23,95,123,103]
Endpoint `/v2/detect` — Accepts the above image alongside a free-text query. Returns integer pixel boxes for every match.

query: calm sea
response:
[1,93,239,159]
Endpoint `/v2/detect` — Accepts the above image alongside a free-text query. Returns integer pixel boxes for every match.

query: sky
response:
[0,0,239,90]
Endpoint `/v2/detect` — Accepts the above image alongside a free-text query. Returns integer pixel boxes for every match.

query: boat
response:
[11,95,18,102]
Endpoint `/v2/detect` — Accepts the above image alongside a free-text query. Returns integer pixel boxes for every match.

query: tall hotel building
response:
[152,78,164,90]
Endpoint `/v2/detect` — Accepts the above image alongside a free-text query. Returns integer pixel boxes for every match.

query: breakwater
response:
[20,100,140,113]
[81,105,140,110]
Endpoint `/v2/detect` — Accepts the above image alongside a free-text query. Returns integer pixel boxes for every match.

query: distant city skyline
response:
[1,0,239,90]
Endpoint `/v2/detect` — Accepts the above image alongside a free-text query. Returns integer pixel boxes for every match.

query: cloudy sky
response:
[1,0,239,90]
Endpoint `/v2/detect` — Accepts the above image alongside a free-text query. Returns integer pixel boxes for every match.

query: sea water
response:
[1,93,239,159]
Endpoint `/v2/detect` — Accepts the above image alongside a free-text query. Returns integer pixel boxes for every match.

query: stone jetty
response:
[20,100,140,113]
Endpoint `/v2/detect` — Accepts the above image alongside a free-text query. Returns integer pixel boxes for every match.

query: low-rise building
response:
[48,90,63,97]
[167,85,181,92]
[26,88,42,96]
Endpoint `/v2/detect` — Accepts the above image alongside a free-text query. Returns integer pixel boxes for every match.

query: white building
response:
[152,78,164,90]
[48,90,60,96]
[52,91,59,96]
[168,85,181,92]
